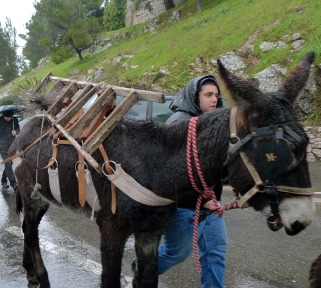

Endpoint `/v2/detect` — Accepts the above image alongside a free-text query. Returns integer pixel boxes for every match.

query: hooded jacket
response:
[166,75,224,205]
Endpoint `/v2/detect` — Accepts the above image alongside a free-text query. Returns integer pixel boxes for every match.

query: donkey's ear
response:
[280,51,315,104]
[217,59,264,107]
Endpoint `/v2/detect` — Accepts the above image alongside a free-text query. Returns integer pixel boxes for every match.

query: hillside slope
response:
[1,0,321,108]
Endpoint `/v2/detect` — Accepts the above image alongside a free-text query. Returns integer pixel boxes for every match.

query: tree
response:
[23,0,103,64]
[103,0,126,31]
[0,18,19,85]
[62,17,102,61]
[22,16,52,68]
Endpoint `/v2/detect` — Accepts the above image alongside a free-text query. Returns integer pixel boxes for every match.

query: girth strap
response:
[99,144,117,214]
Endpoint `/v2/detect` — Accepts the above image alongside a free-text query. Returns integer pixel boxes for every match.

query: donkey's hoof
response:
[27,274,39,285]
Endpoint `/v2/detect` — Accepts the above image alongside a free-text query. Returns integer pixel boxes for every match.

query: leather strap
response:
[43,143,58,169]
[2,130,51,164]
[78,153,86,207]
[99,144,117,214]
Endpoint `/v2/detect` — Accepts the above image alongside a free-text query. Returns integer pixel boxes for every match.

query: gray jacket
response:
[166,75,224,203]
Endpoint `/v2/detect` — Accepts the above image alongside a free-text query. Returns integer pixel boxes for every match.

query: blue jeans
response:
[158,208,227,288]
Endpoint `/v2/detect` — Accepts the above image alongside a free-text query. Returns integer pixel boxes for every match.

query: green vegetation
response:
[103,0,126,31]
[2,0,321,123]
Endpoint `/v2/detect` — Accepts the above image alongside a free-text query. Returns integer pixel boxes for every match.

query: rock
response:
[259,41,278,51]
[169,10,180,23]
[312,149,321,158]
[278,41,288,49]
[218,52,246,75]
[292,33,302,40]
[292,39,305,51]
[253,64,287,92]
[307,154,316,162]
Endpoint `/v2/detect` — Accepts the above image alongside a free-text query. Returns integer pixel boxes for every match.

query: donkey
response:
[11,52,316,288]
[310,253,321,288]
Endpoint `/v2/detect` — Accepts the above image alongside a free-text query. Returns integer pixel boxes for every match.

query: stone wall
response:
[125,0,186,26]
[306,127,321,162]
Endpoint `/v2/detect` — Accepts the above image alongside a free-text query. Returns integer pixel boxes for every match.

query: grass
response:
[2,0,321,122]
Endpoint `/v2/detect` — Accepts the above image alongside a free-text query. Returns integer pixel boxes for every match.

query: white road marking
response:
[6,226,102,274]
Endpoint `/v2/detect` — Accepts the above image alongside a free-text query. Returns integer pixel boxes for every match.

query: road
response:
[0,162,320,287]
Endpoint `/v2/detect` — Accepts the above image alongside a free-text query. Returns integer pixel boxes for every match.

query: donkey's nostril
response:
[287,220,305,235]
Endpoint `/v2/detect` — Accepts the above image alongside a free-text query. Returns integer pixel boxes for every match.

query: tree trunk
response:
[196,0,202,12]
[76,49,83,61]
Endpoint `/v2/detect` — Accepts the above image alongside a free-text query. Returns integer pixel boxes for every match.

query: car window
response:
[151,96,173,122]
[116,96,148,121]
[116,95,173,123]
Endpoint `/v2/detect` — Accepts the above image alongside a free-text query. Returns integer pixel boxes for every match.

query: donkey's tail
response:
[15,186,23,215]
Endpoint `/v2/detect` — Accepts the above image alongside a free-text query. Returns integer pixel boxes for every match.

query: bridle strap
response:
[275,185,314,195]
[229,109,264,207]
[227,107,314,209]
[240,151,263,187]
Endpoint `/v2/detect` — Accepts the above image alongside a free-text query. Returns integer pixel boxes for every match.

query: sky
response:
[0,0,36,54]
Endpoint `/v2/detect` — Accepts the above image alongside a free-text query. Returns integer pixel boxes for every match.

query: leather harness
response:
[226,107,314,216]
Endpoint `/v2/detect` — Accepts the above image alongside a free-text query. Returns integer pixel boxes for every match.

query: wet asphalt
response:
[0,162,320,287]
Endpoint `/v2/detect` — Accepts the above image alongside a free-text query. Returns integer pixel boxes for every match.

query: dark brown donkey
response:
[11,52,316,288]
[310,254,321,288]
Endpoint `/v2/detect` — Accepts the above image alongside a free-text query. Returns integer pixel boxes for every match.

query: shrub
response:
[103,1,126,31]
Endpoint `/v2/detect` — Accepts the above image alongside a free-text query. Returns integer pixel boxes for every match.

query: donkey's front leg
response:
[132,230,163,288]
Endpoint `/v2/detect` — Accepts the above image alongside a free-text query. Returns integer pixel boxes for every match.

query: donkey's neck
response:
[105,109,231,201]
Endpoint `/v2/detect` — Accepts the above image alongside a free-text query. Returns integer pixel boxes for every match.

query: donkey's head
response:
[219,52,316,235]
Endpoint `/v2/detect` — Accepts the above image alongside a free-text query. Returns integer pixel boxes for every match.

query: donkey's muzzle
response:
[285,220,306,236]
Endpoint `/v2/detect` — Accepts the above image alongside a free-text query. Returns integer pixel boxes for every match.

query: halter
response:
[225,107,314,217]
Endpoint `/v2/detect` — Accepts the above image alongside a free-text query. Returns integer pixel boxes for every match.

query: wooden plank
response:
[83,90,138,154]
[55,84,95,128]
[46,114,102,173]
[67,86,116,139]
[49,76,94,89]
[48,75,165,103]
[79,103,114,139]
[110,85,164,103]
[47,82,79,116]
[35,72,53,92]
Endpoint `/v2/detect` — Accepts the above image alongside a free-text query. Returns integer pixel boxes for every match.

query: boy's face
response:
[198,84,220,113]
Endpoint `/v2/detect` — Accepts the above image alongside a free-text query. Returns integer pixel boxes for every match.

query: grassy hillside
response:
[1,0,321,109]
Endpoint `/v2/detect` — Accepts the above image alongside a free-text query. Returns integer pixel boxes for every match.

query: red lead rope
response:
[186,116,239,272]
